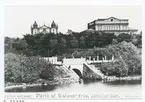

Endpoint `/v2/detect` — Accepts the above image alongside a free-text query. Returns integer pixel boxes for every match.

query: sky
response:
[4,5,142,38]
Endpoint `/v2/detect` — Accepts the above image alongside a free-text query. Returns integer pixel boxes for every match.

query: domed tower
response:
[31,21,38,34]
[51,21,58,34]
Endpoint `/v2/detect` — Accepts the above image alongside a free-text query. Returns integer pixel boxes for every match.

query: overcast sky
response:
[4,5,142,38]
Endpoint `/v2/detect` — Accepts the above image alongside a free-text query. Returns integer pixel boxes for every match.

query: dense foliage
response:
[4,31,142,81]
[5,31,142,57]
[98,42,141,77]
[71,41,141,77]
[5,53,57,83]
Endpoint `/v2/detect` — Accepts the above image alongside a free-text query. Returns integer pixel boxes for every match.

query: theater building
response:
[87,17,137,35]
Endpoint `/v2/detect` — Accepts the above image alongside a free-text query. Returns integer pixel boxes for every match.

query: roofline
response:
[88,17,129,25]
[96,17,128,21]
[39,25,51,29]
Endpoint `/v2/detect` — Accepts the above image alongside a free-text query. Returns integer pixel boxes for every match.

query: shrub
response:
[5,53,56,83]
[100,41,141,77]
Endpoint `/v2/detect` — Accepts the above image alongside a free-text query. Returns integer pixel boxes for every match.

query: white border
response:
[0,0,144,102]
[0,0,143,5]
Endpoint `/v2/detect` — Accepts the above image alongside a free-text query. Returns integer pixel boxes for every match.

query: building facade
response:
[88,17,137,35]
[31,21,58,34]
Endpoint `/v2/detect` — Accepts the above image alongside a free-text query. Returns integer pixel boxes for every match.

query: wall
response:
[83,64,102,80]
[63,57,85,65]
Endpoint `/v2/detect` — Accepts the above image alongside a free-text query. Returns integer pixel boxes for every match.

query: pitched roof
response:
[97,17,128,21]
[39,24,50,29]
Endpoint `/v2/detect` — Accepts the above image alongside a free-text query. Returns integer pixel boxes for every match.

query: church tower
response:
[51,21,58,34]
[31,21,38,34]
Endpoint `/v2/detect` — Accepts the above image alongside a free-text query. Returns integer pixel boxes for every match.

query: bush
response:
[72,41,141,77]
[5,53,56,83]
[100,41,141,77]
[39,64,56,80]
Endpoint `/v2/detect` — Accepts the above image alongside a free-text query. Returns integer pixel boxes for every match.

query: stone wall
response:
[83,64,102,80]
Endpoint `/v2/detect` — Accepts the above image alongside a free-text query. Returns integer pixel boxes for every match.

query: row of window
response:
[95,25,128,31]
[32,28,58,34]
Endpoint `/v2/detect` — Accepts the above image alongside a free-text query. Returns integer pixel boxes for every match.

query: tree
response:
[85,33,96,48]
[101,41,141,77]
[79,36,86,48]
[5,53,20,82]
[23,34,36,47]
[100,61,128,77]
[49,38,58,56]
[70,36,79,48]
[49,38,58,48]
[39,63,56,80]
[12,39,28,51]
[57,37,67,55]
[117,33,132,42]
[5,37,16,54]
[5,53,57,83]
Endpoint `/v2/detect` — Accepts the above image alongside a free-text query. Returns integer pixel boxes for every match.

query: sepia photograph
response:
[4,5,142,100]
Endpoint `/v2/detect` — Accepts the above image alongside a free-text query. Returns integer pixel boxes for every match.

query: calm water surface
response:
[5,80,141,93]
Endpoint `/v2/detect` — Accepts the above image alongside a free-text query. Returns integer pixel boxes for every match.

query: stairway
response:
[62,64,80,81]
[84,63,104,79]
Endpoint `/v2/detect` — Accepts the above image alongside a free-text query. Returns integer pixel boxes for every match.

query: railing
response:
[86,60,114,64]
[41,55,115,65]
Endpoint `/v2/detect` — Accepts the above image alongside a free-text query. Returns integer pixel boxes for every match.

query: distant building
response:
[87,17,137,35]
[31,21,58,34]
[66,29,73,35]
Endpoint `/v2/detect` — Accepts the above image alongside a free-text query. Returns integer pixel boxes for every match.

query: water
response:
[5,80,141,93]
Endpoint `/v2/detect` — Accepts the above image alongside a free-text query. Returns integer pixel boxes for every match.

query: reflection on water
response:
[83,79,101,85]
[5,79,141,92]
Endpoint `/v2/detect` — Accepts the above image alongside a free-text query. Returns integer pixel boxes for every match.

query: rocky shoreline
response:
[5,75,141,90]
[102,75,142,82]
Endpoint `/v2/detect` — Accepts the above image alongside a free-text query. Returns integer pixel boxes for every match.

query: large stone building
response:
[87,17,137,35]
[31,21,58,34]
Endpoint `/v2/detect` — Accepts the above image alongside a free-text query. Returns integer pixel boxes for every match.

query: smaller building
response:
[48,57,58,64]
[87,17,137,35]
[42,57,61,64]
[66,29,73,35]
[31,21,58,34]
